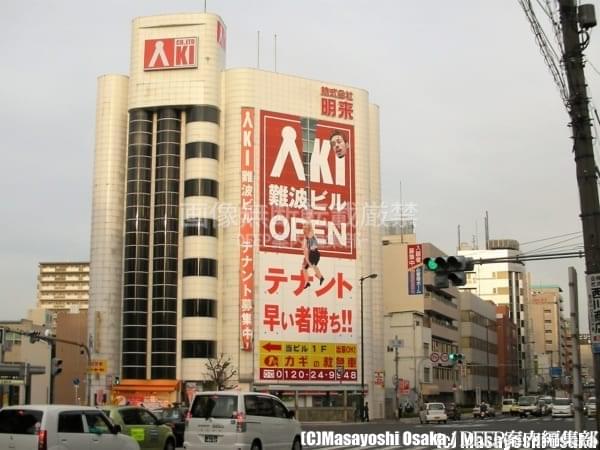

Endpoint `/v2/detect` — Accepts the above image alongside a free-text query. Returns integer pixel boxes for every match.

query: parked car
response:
[551,397,573,418]
[445,403,461,420]
[102,405,176,450]
[152,406,187,448]
[501,399,517,415]
[472,404,496,419]
[0,404,139,450]
[518,395,539,417]
[419,403,448,424]
[537,398,551,416]
[584,397,597,418]
[184,391,302,450]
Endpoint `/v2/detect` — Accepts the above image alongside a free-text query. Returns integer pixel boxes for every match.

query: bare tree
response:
[204,353,238,391]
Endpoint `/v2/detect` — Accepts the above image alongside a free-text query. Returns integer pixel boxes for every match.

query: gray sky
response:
[1,1,599,329]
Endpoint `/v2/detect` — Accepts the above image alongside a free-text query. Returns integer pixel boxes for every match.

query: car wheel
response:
[251,440,262,450]
[292,437,302,450]
[163,439,175,450]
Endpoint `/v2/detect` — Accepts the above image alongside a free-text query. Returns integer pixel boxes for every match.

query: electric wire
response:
[520,234,583,255]
[520,231,582,246]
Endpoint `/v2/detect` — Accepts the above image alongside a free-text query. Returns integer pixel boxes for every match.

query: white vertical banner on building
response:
[586,273,600,353]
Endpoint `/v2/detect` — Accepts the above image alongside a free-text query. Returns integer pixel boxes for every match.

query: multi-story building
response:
[495,304,519,397]
[529,285,567,388]
[89,12,383,417]
[37,262,89,331]
[383,310,431,417]
[458,292,498,404]
[459,240,532,393]
[382,233,459,405]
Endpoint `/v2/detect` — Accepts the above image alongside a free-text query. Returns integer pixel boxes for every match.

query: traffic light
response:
[51,358,63,376]
[29,331,41,344]
[449,353,464,365]
[423,256,474,288]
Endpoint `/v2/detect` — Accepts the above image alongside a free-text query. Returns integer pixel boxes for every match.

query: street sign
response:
[374,370,384,386]
[388,338,404,349]
[550,367,562,378]
[73,378,80,386]
[88,359,107,374]
[440,353,449,363]
[586,273,600,353]
[430,352,440,363]
[399,379,410,395]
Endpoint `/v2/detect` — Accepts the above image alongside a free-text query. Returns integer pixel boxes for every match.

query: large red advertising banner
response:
[259,111,356,259]
[240,108,255,351]
[257,110,357,383]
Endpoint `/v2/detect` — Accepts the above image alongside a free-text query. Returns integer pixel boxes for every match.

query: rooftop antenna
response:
[204,0,207,12]
[475,220,479,249]
[257,31,261,69]
[457,225,461,251]
[484,211,490,249]
[274,34,277,72]
[399,181,404,243]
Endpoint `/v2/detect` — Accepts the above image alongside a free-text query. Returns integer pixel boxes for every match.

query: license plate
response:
[205,435,218,443]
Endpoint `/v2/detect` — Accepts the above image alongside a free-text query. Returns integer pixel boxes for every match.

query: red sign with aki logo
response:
[144,37,197,70]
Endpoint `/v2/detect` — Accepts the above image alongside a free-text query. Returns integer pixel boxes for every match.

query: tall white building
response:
[459,239,533,393]
[89,12,383,416]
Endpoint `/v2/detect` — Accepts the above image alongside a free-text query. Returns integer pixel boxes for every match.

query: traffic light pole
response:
[558,0,600,440]
[49,340,56,404]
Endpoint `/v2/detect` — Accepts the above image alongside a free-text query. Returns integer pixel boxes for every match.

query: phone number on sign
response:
[260,368,357,381]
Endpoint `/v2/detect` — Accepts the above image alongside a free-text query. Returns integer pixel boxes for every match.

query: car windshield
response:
[0,409,43,434]
[503,400,514,405]
[161,408,184,420]
[518,396,535,406]
[428,404,444,410]
[191,395,238,419]
[553,398,570,406]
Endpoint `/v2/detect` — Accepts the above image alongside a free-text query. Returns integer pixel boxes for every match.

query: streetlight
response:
[360,273,377,421]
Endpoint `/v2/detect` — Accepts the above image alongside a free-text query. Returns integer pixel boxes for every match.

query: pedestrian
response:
[363,402,370,422]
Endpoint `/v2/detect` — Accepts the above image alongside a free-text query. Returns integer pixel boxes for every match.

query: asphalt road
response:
[300,415,599,450]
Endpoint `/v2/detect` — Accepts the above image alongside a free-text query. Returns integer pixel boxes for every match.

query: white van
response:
[184,391,302,450]
[0,405,139,450]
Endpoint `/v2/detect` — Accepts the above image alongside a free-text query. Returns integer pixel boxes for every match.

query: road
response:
[300,415,598,450]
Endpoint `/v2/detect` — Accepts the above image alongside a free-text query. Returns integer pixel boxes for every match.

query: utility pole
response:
[569,267,584,432]
[558,0,600,438]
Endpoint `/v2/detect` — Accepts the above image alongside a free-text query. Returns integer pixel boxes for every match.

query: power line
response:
[521,234,583,255]
[520,231,581,246]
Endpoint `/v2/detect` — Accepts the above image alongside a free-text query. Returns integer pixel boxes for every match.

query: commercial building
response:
[459,240,533,393]
[495,304,519,397]
[458,292,498,404]
[529,285,568,389]
[381,233,459,405]
[37,262,89,331]
[89,12,383,417]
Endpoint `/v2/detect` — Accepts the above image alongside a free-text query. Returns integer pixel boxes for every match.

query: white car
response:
[585,397,597,418]
[419,402,448,424]
[184,391,302,450]
[0,404,139,450]
[551,398,573,418]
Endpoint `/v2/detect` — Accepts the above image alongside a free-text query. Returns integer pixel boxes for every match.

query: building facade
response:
[458,292,498,405]
[459,240,532,393]
[89,12,383,417]
[37,262,89,331]
[495,304,519,397]
[382,234,460,404]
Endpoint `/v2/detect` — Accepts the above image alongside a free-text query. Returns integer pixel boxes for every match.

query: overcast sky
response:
[1,1,599,330]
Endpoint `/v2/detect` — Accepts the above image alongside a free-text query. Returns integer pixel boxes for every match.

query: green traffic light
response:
[425,259,439,271]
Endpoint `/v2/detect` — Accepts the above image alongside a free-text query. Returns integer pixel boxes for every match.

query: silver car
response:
[184,391,302,450]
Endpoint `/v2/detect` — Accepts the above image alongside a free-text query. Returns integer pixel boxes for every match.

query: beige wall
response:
[55,311,89,405]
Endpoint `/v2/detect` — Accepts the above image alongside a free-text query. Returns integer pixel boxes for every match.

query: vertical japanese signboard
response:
[586,273,600,353]
[258,110,357,383]
[407,244,423,295]
[240,108,255,351]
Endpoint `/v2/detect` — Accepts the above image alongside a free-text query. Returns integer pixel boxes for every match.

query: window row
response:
[182,340,216,358]
[156,131,181,144]
[154,167,180,181]
[127,180,152,194]
[184,179,219,198]
[187,105,220,124]
[185,142,219,160]
[129,119,152,133]
[150,353,176,366]
[184,218,217,237]
[182,298,217,317]
[151,367,175,379]
[183,258,217,277]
